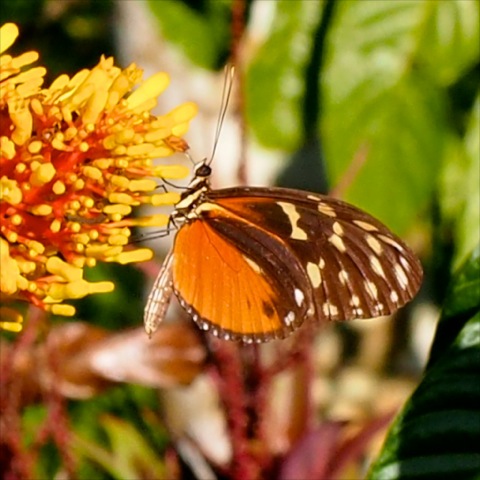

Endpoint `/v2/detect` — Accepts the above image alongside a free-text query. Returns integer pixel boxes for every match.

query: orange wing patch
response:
[172,219,299,342]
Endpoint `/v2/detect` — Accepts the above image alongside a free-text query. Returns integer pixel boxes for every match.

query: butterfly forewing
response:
[209,187,423,323]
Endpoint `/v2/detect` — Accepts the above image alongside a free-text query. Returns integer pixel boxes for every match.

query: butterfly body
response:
[145,161,423,343]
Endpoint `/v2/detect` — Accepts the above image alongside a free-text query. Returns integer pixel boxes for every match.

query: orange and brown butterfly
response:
[144,157,423,343]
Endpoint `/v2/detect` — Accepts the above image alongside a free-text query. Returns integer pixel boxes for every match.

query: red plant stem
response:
[209,339,259,480]
[330,144,369,199]
[0,306,44,479]
[231,0,248,185]
[41,334,77,479]
[242,345,273,473]
[286,338,315,445]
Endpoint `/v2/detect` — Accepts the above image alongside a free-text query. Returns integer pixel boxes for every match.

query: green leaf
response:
[75,415,167,479]
[417,0,480,85]
[427,245,480,368]
[455,95,480,267]
[321,0,447,234]
[246,0,323,149]
[368,247,480,480]
[439,95,480,269]
[0,0,44,25]
[147,0,231,70]
[74,263,145,329]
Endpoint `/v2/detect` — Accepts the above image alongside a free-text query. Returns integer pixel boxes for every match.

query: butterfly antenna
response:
[208,65,235,166]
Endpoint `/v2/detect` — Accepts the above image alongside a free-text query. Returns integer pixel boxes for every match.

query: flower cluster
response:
[0,23,197,331]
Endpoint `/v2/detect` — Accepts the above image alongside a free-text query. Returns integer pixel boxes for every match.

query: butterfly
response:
[144,159,423,343]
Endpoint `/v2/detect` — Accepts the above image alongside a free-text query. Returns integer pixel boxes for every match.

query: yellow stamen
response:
[128,179,157,192]
[0,177,23,204]
[9,100,33,146]
[26,240,44,254]
[126,71,169,110]
[109,175,130,189]
[105,202,131,216]
[115,128,135,144]
[128,214,169,227]
[28,140,43,154]
[11,214,22,226]
[29,163,56,186]
[111,248,153,264]
[0,23,19,54]
[30,204,53,216]
[0,137,16,159]
[46,256,83,281]
[86,245,123,258]
[50,304,76,316]
[148,146,176,158]
[108,192,136,205]
[108,234,129,246]
[126,143,154,156]
[83,166,102,180]
[150,192,180,206]
[52,180,66,195]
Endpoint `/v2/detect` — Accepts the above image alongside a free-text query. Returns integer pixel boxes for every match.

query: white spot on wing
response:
[338,270,349,285]
[366,235,383,255]
[307,262,322,288]
[294,288,305,306]
[284,311,295,326]
[378,234,403,251]
[364,280,378,300]
[370,255,386,279]
[244,256,262,274]
[318,203,337,217]
[390,290,399,302]
[322,302,339,317]
[375,303,384,314]
[394,263,409,290]
[351,295,360,307]
[329,233,346,252]
[278,202,308,240]
[400,256,411,271]
[353,220,378,232]
[333,222,344,236]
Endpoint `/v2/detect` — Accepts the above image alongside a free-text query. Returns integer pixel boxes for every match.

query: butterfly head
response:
[193,159,212,179]
[172,159,212,220]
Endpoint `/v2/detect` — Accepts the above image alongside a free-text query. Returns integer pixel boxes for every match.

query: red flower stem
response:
[42,335,77,479]
[0,306,45,479]
[231,0,248,185]
[209,339,258,480]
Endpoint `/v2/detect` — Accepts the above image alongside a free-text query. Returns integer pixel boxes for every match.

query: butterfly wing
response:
[209,187,423,323]
[172,213,316,342]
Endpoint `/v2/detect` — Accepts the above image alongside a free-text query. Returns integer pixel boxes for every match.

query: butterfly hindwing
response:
[172,213,315,342]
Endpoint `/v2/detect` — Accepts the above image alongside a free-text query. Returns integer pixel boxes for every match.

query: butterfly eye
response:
[194,163,211,178]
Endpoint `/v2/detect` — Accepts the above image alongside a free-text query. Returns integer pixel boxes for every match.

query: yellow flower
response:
[0,23,46,104]
[0,24,197,331]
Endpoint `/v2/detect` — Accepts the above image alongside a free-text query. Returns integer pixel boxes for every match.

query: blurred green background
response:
[1,1,479,479]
